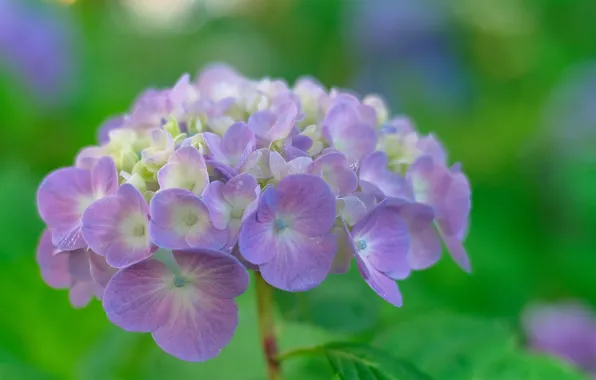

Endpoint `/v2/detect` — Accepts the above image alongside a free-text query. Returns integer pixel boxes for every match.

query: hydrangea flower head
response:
[35,64,471,361]
[523,301,596,376]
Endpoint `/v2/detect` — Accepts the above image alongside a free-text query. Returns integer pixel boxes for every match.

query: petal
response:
[255,185,277,223]
[269,151,286,181]
[174,250,249,299]
[329,220,354,274]
[407,155,450,206]
[37,167,93,249]
[82,184,153,268]
[259,231,337,291]
[309,152,358,196]
[158,146,209,196]
[440,232,471,273]
[103,258,175,332]
[146,249,247,362]
[323,102,376,162]
[220,122,256,166]
[91,156,119,198]
[75,146,106,170]
[51,225,87,252]
[69,282,97,309]
[337,196,369,226]
[352,202,411,279]
[360,152,411,200]
[149,189,227,250]
[202,132,225,162]
[36,230,70,289]
[291,135,313,152]
[98,116,125,144]
[67,249,92,282]
[356,256,402,307]
[152,298,238,362]
[237,212,277,265]
[241,148,272,179]
[202,181,232,230]
[276,174,336,235]
[89,253,118,288]
[221,173,259,212]
[417,134,447,165]
[387,200,442,271]
[438,169,471,237]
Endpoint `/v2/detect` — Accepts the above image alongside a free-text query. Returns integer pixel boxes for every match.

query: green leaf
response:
[479,352,588,380]
[275,268,380,334]
[373,312,516,380]
[280,343,432,380]
[324,343,432,380]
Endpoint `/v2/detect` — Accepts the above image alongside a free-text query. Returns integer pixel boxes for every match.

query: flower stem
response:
[255,272,281,380]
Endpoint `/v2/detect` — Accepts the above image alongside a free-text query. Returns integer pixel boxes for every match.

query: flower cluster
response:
[36,64,471,361]
[523,301,596,376]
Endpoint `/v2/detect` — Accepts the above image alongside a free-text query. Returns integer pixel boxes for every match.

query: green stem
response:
[255,272,282,380]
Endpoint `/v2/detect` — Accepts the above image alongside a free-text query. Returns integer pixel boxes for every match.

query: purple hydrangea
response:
[523,301,596,376]
[0,0,77,102]
[36,64,471,361]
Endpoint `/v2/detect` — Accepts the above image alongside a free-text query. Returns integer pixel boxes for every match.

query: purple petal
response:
[417,134,446,165]
[407,156,471,255]
[197,63,243,99]
[149,189,227,250]
[89,253,118,288]
[221,173,259,211]
[270,152,312,181]
[37,167,93,250]
[259,232,337,291]
[438,169,471,237]
[104,248,247,362]
[387,200,442,271]
[440,232,471,273]
[255,185,277,223]
[98,116,125,144]
[220,122,256,166]
[248,98,299,142]
[36,230,70,289]
[69,281,97,309]
[238,211,277,265]
[67,249,92,282]
[152,298,238,362]
[323,101,377,162]
[75,146,105,170]
[276,174,336,235]
[292,135,313,152]
[352,202,411,279]
[103,258,174,332]
[158,146,209,196]
[360,152,411,200]
[356,256,402,307]
[82,184,153,268]
[174,249,249,299]
[309,152,358,196]
[329,220,354,274]
[202,181,232,230]
[337,196,370,226]
[91,156,118,198]
[523,301,596,368]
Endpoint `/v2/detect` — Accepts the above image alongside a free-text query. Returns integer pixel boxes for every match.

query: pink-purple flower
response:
[523,301,596,376]
[34,64,472,362]
[239,174,337,291]
[103,249,248,361]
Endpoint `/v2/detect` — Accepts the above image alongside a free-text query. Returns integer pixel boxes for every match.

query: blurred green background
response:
[1,0,595,379]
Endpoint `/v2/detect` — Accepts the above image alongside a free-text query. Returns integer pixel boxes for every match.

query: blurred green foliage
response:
[1,0,596,379]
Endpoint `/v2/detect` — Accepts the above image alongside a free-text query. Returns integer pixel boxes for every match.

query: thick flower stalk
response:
[35,64,471,366]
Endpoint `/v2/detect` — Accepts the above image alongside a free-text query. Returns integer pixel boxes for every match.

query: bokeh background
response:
[1,0,595,379]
